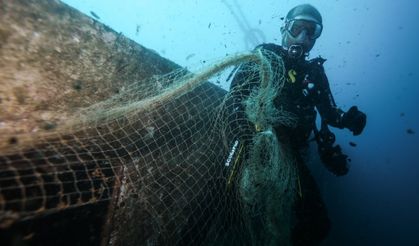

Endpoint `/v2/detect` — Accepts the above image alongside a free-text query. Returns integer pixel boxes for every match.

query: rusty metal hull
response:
[0,1,233,245]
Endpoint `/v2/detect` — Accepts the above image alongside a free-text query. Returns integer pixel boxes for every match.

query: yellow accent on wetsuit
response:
[288,69,297,83]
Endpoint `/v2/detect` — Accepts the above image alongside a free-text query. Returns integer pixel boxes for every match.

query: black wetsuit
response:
[229,43,336,246]
[230,43,345,147]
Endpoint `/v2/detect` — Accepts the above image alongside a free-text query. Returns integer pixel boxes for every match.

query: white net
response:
[0,47,299,245]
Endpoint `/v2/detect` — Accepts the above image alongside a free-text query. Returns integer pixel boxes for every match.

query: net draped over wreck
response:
[0,1,299,245]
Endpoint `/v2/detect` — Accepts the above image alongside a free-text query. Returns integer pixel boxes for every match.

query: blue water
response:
[63,0,419,245]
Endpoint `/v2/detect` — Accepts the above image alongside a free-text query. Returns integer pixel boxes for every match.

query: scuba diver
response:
[228,4,367,246]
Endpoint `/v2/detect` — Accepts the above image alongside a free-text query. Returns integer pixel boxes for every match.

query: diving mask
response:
[286,19,322,40]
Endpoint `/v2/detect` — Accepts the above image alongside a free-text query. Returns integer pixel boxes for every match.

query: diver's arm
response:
[315,67,367,135]
[314,69,345,128]
[228,63,258,140]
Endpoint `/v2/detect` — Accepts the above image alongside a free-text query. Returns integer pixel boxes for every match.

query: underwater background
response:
[62,0,419,245]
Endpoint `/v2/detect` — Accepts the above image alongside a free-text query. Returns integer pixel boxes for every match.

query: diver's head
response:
[280,4,323,59]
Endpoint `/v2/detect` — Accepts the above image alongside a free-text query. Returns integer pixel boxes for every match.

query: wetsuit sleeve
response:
[228,43,281,138]
[314,66,345,128]
[230,63,258,101]
[229,44,276,110]
[228,61,259,139]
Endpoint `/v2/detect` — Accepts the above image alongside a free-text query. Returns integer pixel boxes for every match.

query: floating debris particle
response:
[208,23,211,28]
[400,112,405,117]
[90,11,100,20]
[136,24,140,35]
[349,141,357,147]
[280,17,284,20]
[407,128,415,134]
[185,53,195,60]
[375,54,380,57]
[258,19,262,25]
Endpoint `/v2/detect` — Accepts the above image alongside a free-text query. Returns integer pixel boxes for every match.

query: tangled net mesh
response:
[0,48,298,245]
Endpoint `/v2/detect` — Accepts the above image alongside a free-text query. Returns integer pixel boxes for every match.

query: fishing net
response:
[0,1,299,245]
[0,50,297,245]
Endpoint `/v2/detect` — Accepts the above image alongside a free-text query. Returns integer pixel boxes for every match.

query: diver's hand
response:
[342,106,366,136]
[319,144,349,176]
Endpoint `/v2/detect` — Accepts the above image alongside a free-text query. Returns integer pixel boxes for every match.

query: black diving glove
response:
[342,106,366,136]
[315,122,349,176]
[318,144,349,176]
